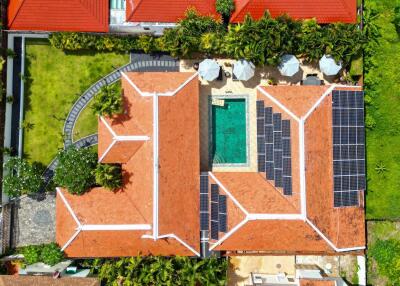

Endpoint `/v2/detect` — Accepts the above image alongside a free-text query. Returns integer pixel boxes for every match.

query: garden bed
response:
[23,39,129,166]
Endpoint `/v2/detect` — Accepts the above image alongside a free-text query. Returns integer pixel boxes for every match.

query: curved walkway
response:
[43,53,179,185]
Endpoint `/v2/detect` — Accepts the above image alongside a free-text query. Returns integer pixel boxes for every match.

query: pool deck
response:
[179,59,335,172]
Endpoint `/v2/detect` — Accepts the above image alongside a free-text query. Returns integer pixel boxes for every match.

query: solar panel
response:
[332,90,365,207]
[258,155,266,172]
[282,139,291,156]
[256,101,265,118]
[210,221,219,240]
[219,195,227,213]
[219,214,227,232]
[274,150,283,169]
[265,126,274,143]
[257,118,265,135]
[266,162,274,180]
[274,169,283,188]
[273,113,282,131]
[200,194,208,212]
[200,174,209,194]
[257,138,266,153]
[283,176,292,195]
[282,120,291,137]
[200,213,209,231]
[282,157,291,176]
[211,202,218,221]
[266,143,274,162]
[211,184,219,202]
[273,131,282,150]
[265,107,273,124]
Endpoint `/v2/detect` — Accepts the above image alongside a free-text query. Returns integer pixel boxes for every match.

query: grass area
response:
[73,80,122,141]
[23,39,129,166]
[367,221,400,285]
[365,0,400,219]
[73,99,97,141]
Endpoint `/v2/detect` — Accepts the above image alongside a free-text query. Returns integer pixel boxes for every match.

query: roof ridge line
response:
[230,0,252,22]
[157,233,200,257]
[126,0,145,23]
[8,0,27,28]
[77,0,107,27]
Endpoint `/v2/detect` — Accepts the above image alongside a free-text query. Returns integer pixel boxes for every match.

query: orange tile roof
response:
[56,72,200,257]
[0,276,100,286]
[126,0,217,23]
[300,279,336,286]
[230,0,357,23]
[8,0,109,32]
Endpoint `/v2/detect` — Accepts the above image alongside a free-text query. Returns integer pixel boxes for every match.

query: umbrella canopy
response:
[319,55,342,76]
[198,59,220,81]
[278,54,300,76]
[233,60,255,81]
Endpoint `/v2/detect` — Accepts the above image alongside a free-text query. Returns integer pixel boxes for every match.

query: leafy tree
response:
[21,245,41,265]
[92,83,123,117]
[393,5,400,33]
[3,157,43,198]
[54,147,97,195]
[40,243,64,266]
[216,0,235,18]
[369,239,400,285]
[95,164,122,191]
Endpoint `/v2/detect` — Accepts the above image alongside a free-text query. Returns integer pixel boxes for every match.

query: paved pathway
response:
[42,53,179,185]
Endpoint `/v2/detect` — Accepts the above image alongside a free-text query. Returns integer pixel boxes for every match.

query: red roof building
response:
[126,0,217,23]
[230,0,357,23]
[8,0,109,32]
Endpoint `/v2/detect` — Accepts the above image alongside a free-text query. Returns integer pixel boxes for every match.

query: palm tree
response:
[92,83,123,117]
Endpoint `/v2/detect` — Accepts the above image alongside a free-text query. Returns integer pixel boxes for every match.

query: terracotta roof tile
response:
[126,0,217,23]
[8,0,109,32]
[230,0,357,23]
[300,279,336,286]
[0,276,100,286]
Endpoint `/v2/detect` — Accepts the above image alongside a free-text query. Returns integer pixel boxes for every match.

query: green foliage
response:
[365,114,376,129]
[393,5,400,33]
[350,55,363,77]
[49,11,365,67]
[216,0,235,18]
[54,147,97,195]
[3,157,43,198]
[92,83,122,117]
[369,239,400,285]
[21,243,64,266]
[95,164,122,191]
[40,243,64,266]
[83,256,227,286]
[21,245,41,265]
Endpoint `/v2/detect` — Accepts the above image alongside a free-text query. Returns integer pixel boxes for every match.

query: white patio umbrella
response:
[233,60,255,81]
[198,59,220,81]
[319,55,342,76]
[278,54,300,77]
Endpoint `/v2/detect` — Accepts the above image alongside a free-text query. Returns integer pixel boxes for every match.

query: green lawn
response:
[73,99,97,141]
[23,39,129,166]
[365,0,400,219]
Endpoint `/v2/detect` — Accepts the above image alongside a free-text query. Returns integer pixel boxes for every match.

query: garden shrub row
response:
[49,9,366,67]
[21,243,64,266]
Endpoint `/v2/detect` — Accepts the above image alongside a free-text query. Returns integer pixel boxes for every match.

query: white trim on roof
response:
[306,218,365,252]
[99,116,117,137]
[247,214,303,220]
[61,229,81,252]
[114,135,150,141]
[152,94,159,240]
[208,172,249,216]
[303,85,336,120]
[257,86,301,122]
[158,234,201,257]
[81,224,151,231]
[209,218,249,251]
[56,188,81,227]
[98,140,117,163]
[299,119,307,220]
[121,71,145,95]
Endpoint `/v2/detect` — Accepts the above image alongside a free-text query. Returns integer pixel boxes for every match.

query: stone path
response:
[42,53,179,185]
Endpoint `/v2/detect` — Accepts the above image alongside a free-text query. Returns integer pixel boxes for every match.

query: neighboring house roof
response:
[56,72,200,257]
[126,0,217,23]
[230,0,357,23]
[0,276,100,286]
[208,85,365,254]
[300,279,336,286]
[7,0,109,32]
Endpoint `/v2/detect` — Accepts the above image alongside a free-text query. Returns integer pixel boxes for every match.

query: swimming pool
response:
[210,97,248,165]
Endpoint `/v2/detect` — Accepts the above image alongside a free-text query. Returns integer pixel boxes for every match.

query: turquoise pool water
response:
[211,98,247,164]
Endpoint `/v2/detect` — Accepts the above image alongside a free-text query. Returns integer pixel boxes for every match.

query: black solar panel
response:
[200,194,208,212]
[200,213,209,231]
[282,120,291,137]
[211,184,219,202]
[266,162,274,180]
[273,132,282,149]
[265,107,273,124]
[265,126,274,143]
[274,150,283,169]
[219,214,227,232]
[211,202,218,221]
[219,195,227,213]
[283,176,292,195]
[257,118,265,134]
[210,221,219,240]
[266,144,274,162]
[256,100,265,118]
[273,113,282,131]
[257,138,266,153]
[200,174,209,194]
[332,90,365,207]
[282,157,291,176]
[258,155,266,172]
[282,139,291,156]
[274,169,283,188]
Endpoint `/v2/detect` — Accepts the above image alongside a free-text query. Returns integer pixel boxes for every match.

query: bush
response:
[21,243,64,266]
[393,6,400,33]
[92,83,122,117]
[369,239,400,285]
[40,243,64,266]
[216,0,235,18]
[3,157,43,198]
[54,147,97,195]
[365,114,376,129]
[95,164,122,191]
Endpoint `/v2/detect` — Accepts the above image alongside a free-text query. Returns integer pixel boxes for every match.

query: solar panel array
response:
[332,90,365,207]
[200,173,209,231]
[257,100,293,195]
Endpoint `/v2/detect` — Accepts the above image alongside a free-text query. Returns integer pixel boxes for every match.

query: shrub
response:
[216,0,235,18]
[3,157,43,198]
[95,164,122,191]
[92,83,123,117]
[54,147,97,195]
[40,243,64,266]
[365,114,376,129]
[369,239,400,285]
[393,6,400,33]
[21,245,41,265]
[21,243,64,266]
